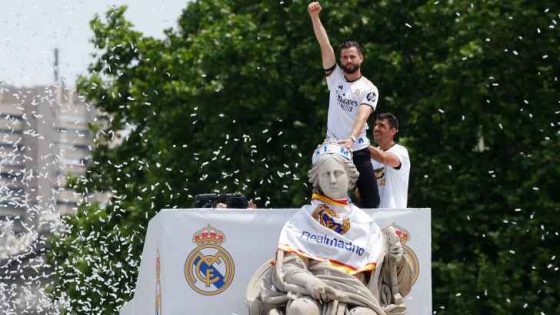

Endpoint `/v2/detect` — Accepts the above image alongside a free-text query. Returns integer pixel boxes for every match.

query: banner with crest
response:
[120,208,432,315]
[278,198,386,274]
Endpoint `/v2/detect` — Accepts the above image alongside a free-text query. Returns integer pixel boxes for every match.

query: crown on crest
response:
[192,224,226,245]
[312,140,352,164]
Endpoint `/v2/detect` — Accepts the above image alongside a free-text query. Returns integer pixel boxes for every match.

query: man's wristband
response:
[349,136,357,143]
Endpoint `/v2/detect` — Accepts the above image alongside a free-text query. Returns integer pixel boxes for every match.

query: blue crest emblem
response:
[184,225,235,296]
[312,205,350,235]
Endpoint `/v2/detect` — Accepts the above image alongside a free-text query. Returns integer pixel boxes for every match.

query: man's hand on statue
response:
[308,2,322,17]
[338,138,353,150]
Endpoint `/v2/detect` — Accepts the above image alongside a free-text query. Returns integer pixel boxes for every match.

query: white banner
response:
[120,208,432,315]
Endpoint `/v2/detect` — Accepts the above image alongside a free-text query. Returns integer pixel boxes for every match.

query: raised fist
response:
[308,2,322,17]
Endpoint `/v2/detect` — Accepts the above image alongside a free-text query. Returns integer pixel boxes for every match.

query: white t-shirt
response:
[371,144,410,208]
[326,65,379,151]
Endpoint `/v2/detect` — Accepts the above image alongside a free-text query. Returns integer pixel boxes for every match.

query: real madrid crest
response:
[312,204,350,235]
[184,224,235,296]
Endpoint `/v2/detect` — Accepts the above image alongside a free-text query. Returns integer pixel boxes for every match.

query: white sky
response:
[0,0,190,87]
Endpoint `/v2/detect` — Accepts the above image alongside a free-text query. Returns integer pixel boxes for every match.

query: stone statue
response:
[246,142,417,315]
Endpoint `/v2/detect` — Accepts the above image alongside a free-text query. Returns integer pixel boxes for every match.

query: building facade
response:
[0,84,95,234]
[0,84,100,313]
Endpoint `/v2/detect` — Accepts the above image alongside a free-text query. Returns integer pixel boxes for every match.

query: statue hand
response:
[384,226,404,262]
[305,278,336,302]
[389,242,404,261]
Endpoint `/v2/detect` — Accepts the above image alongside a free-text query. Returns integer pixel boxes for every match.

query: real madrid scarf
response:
[278,193,385,274]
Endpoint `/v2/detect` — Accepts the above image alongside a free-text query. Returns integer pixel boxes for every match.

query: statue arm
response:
[376,226,415,307]
[275,250,337,302]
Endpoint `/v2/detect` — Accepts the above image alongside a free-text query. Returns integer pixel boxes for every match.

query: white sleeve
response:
[392,146,410,172]
[326,64,343,91]
[360,84,379,110]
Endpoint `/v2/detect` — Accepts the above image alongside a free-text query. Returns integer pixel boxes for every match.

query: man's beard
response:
[342,63,360,74]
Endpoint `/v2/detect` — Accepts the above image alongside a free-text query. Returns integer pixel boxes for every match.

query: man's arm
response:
[308,2,336,70]
[369,145,401,168]
[338,105,373,149]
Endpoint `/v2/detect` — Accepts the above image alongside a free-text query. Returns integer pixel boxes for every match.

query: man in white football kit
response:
[308,1,380,208]
[369,113,410,208]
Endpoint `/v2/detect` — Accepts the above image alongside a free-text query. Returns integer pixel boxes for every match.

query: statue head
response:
[308,142,359,199]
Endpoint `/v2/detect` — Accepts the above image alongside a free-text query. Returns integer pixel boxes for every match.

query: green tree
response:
[392,2,560,313]
[48,2,328,313]
[48,1,560,313]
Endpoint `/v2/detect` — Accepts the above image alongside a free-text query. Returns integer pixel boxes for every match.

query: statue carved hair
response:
[308,154,360,193]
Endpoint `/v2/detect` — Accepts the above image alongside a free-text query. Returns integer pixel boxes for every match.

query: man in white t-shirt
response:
[308,1,380,208]
[369,113,410,208]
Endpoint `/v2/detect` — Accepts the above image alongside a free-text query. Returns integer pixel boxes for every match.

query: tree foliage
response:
[48,1,560,313]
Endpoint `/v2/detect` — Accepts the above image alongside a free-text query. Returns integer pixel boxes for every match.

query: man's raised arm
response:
[308,2,336,70]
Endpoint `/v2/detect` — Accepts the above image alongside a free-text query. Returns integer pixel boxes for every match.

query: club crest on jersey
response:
[374,167,386,186]
[184,225,235,296]
[312,204,350,235]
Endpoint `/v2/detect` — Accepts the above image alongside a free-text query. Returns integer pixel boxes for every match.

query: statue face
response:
[318,158,349,199]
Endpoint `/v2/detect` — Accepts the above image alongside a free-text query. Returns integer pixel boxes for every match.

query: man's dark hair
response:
[338,40,363,55]
[377,112,399,130]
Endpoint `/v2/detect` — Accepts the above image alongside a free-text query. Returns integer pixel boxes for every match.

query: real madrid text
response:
[300,230,369,257]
